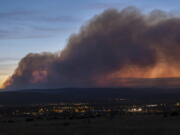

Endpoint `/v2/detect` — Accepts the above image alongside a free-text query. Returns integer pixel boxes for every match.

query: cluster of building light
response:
[128,107,143,112]
[176,102,180,106]
[0,102,179,118]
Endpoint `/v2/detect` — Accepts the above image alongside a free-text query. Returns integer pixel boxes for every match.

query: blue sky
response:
[0,0,180,87]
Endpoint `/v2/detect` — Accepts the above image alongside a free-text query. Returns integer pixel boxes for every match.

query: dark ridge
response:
[0,88,180,105]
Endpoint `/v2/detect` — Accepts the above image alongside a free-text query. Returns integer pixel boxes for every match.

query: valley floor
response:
[0,115,179,135]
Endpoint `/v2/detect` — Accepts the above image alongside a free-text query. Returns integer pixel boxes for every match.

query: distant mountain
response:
[0,88,180,105]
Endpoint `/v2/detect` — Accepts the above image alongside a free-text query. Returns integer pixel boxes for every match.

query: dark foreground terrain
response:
[0,115,179,135]
[0,88,179,135]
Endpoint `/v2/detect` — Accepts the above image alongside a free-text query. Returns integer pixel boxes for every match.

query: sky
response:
[0,0,180,88]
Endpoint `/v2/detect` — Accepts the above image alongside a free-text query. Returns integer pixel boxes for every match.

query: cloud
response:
[87,2,125,10]
[0,72,10,76]
[0,10,79,39]
[0,10,34,19]
[0,26,72,39]
[4,7,180,90]
[0,57,20,63]
[0,10,79,22]
[0,63,18,75]
[38,16,80,23]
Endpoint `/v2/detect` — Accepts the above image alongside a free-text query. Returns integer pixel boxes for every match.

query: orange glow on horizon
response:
[111,63,180,79]
[0,76,9,89]
[0,83,4,89]
[97,62,180,87]
[3,60,180,88]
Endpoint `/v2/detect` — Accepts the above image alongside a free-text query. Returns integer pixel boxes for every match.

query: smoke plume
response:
[4,7,180,89]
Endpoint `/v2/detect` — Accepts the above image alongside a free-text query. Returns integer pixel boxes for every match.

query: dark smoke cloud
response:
[4,7,180,89]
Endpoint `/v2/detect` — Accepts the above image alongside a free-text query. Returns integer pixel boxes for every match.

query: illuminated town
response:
[0,101,179,123]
